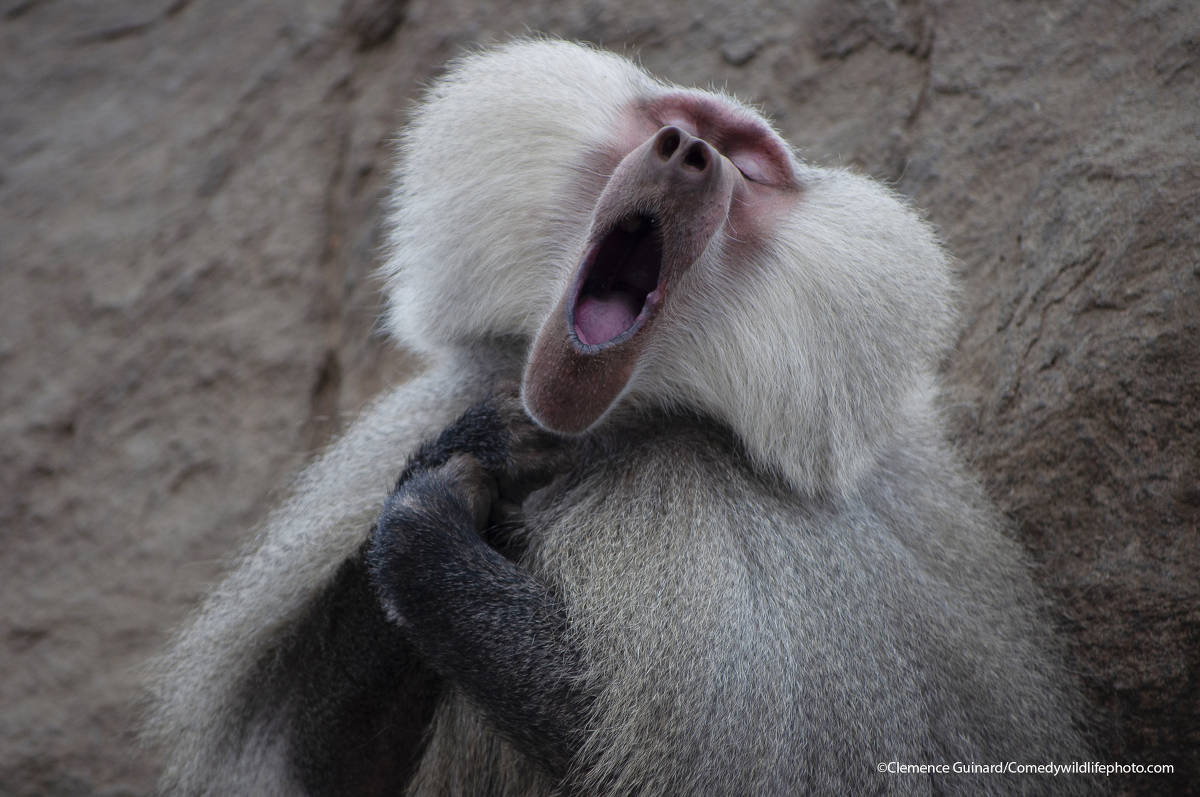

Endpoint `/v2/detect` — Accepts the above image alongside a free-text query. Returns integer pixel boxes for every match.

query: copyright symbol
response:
[877,762,887,773]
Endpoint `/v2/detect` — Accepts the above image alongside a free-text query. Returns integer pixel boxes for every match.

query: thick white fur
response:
[383,42,648,355]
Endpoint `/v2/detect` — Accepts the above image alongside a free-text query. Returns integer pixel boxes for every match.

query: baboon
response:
[149,39,1096,796]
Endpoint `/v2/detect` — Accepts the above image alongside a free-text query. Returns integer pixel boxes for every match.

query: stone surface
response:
[1,0,1195,793]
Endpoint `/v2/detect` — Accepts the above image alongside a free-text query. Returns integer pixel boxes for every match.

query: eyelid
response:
[729,152,771,184]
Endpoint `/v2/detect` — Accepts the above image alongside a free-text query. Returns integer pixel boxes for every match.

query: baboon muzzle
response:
[522,125,736,435]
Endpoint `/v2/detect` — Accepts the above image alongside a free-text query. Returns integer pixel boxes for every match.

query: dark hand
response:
[388,387,576,536]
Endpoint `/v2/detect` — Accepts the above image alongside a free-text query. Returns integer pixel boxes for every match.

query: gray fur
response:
[145,348,522,795]
[400,413,1093,795]
[147,39,1096,796]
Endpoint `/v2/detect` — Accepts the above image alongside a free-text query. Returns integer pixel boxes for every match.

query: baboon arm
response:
[368,466,591,780]
[279,548,441,795]
[148,356,517,795]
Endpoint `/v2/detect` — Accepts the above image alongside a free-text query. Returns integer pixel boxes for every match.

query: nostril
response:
[655,128,681,160]
[682,141,708,171]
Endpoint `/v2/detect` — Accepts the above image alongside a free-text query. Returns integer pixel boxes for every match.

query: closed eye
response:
[729,152,770,184]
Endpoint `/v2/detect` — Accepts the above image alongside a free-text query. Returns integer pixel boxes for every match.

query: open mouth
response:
[570,214,664,348]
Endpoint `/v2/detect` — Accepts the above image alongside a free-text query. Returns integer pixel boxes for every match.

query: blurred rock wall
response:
[1,0,1196,794]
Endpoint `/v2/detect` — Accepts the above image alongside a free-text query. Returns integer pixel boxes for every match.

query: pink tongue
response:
[574,291,640,345]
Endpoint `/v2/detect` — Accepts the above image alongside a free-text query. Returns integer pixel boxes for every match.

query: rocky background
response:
[2,0,1196,794]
